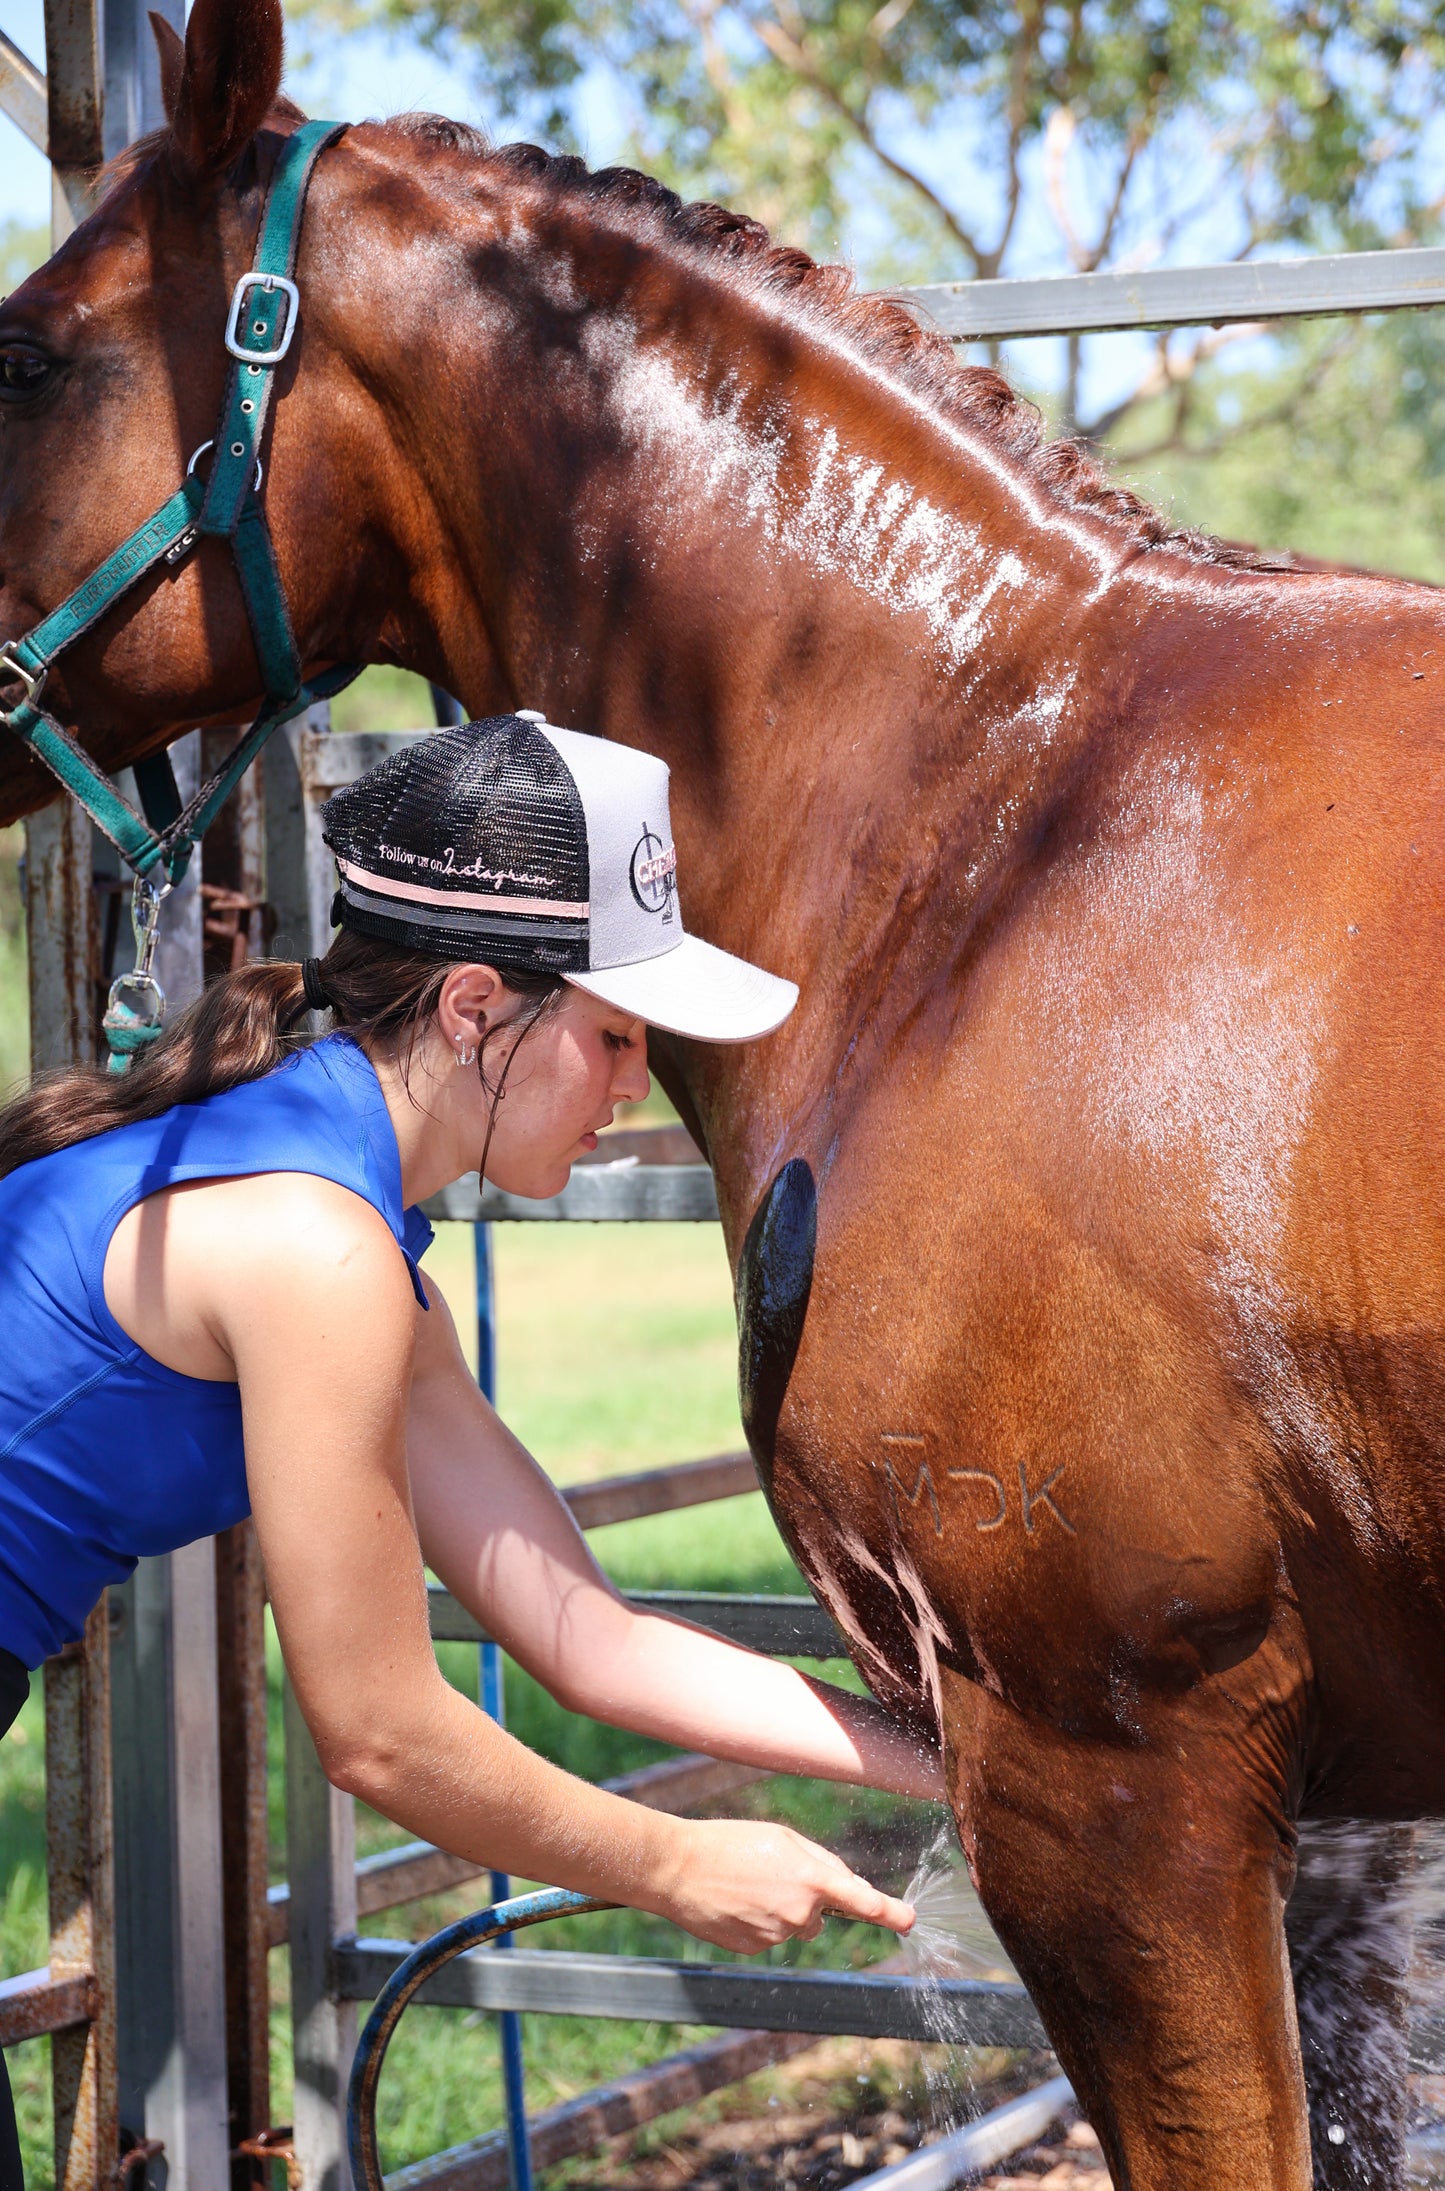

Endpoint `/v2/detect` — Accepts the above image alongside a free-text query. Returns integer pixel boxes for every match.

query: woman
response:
[0,712,940,2182]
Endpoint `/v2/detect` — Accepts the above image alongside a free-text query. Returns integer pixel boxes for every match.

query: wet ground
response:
[554,2035,1108,2191]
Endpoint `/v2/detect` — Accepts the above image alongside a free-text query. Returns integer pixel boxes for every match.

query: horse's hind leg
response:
[940,1665,1312,2191]
[1287,1820,1414,2190]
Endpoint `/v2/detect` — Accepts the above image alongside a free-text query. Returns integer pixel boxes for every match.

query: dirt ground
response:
[559,2035,1110,2191]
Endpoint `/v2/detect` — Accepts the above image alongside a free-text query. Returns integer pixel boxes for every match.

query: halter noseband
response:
[0,120,361,1060]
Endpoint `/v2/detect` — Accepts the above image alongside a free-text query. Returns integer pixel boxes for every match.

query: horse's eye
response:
[0,347,54,401]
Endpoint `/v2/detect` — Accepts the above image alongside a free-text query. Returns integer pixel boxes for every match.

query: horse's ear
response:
[148,0,284,184]
[150,14,185,124]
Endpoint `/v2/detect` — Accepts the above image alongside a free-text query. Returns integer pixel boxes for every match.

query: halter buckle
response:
[224,272,301,365]
[0,642,46,713]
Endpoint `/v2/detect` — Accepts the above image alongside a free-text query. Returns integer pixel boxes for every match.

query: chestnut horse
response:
[4,0,1445,2181]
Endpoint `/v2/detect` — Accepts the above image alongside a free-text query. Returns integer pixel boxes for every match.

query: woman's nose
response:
[616,1029,650,1103]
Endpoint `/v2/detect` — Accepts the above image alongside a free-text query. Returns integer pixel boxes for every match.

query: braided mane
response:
[391,114,1286,573]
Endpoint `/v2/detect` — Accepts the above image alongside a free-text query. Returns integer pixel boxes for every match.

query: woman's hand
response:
[642,1816,915,1953]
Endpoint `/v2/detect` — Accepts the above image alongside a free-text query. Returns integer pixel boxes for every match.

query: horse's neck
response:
[413,254,1117,1199]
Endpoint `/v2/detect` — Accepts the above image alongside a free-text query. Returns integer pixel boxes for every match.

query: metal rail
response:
[428,1584,845,1658]
[849,2074,1076,2191]
[338,1941,1045,2050]
[0,26,46,152]
[425,1164,720,1224]
[382,2023,823,2191]
[561,1449,755,1530]
[0,1969,98,2045]
[901,245,1445,342]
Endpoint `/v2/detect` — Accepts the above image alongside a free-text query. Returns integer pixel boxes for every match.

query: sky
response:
[0,0,633,232]
[0,0,1170,412]
[0,0,1391,419]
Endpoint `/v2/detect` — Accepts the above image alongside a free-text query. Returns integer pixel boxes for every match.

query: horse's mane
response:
[96,107,1287,573]
[390,113,1291,575]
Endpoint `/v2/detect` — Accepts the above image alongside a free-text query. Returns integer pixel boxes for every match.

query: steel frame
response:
[7,32,1445,2185]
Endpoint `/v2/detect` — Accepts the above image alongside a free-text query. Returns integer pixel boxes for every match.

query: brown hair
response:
[0,929,564,1180]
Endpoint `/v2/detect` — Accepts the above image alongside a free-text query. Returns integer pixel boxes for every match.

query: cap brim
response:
[566,934,798,1043]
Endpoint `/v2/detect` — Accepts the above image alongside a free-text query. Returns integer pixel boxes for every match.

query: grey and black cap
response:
[320,712,798,1043]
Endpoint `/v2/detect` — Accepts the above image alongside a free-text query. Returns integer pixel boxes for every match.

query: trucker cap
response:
[319,711,798,1043]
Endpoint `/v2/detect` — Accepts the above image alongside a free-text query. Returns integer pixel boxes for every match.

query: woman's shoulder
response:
[168,1169,419,1337]
[181,1166,407,1263]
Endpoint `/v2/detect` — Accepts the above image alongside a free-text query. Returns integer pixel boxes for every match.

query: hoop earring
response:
[455,1040,477,1069]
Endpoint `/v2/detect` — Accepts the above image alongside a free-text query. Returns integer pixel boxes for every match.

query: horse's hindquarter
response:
[752,584,1445,1804]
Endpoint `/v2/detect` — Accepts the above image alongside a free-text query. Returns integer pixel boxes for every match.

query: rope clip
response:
[102,872,172,1074]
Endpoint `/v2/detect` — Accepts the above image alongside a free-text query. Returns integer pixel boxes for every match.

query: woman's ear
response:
[437,965,506,1051]
[149,0,287,186]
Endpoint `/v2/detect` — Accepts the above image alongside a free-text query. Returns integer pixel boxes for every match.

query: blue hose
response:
[346,1888,615,2191]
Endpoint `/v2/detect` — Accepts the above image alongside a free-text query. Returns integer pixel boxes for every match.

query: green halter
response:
[0,120,361,1063]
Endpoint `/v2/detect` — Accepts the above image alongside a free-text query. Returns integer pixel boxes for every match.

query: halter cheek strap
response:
[0,119,361,895]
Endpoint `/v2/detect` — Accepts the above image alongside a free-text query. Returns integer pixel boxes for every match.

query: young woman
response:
[0,712,941,2184]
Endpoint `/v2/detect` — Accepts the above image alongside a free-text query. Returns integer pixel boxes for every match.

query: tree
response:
[290,0,1445,441]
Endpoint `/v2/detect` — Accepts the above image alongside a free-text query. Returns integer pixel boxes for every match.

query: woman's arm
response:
[406,1276,944,1802]
[225,1180,915,1950]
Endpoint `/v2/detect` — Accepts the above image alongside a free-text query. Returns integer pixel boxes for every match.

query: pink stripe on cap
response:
[337,857,589,921]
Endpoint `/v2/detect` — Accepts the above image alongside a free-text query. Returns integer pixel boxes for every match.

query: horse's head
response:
[0,0,422,811]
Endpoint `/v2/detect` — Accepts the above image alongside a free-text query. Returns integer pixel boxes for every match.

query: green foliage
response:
[328,663,440,734]
[1114,310,1445,578]
[289,0,1445,282]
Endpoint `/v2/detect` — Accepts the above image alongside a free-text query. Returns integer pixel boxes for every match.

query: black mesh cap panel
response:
[320,717,591,970]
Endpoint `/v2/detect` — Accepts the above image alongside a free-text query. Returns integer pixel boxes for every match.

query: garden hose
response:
[347,1887,617,2191]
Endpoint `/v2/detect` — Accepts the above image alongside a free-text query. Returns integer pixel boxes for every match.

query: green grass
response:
[0,1684,51,2180]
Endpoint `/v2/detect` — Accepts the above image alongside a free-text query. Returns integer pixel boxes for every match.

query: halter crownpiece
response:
[0,120,362,1065]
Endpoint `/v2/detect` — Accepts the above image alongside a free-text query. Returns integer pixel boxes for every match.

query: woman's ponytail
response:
[0,927,564,1181]
[0,959,311,1178]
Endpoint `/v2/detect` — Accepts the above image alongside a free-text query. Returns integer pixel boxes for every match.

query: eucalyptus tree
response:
[295,0,1445,445]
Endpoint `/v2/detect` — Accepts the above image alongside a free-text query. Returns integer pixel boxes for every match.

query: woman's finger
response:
[821,1874,917,1933]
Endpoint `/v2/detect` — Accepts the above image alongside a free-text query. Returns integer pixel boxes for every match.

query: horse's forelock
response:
[96,127,170,204]
[93,93,310,220]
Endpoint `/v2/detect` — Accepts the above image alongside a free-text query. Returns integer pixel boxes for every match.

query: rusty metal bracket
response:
[236,2126,301,2191]
[112,2137,163,2187]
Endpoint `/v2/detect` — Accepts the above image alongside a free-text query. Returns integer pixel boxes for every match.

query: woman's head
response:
[317,936,650,1198]
[320,711,798,1044]
[0,712,794,1185]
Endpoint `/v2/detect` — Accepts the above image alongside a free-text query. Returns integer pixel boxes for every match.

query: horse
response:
[3,0,1444,2181]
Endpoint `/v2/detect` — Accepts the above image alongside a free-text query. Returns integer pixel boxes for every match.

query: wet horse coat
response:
[2,3,1444,2180]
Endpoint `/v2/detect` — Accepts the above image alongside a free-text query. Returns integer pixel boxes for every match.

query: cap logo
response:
[630,827,677,923]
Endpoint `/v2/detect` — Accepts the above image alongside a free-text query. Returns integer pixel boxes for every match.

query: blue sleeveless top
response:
[0,1035,433,1667]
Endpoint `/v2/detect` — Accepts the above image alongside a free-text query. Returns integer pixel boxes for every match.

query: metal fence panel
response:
[903,244,1445,341]
[336,1943,1047,2050]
